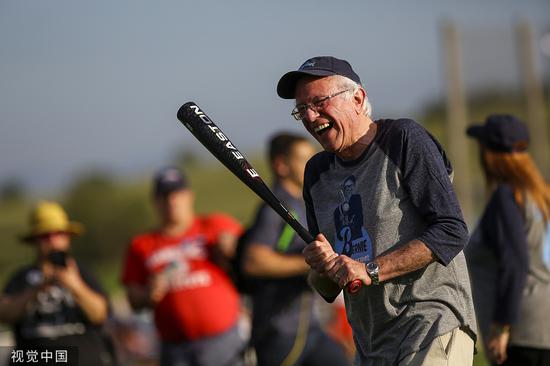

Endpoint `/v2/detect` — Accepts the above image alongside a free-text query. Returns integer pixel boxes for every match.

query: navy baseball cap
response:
[153,167,189,197]
[277,56,362,99]
[466,114,530,152]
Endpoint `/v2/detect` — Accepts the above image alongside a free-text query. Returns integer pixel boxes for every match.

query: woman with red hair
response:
[466,115,550,366]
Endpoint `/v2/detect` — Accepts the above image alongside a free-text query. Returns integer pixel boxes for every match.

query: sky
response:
[1,0,549,194]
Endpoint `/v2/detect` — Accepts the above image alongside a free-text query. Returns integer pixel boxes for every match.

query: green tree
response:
[62,170,155,284]
[0,178,26,204]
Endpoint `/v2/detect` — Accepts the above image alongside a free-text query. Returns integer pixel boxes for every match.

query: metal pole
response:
[442,20,474,223]
[517,19,549,177]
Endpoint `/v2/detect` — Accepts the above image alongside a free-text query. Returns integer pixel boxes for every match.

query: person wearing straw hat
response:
[0,201,114,366]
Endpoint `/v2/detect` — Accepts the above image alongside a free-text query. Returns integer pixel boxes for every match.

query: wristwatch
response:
[365,261,380,285]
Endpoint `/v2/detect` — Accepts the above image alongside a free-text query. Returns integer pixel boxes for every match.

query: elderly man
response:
[277,56,477,365]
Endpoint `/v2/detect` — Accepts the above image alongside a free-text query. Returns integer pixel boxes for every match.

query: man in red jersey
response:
[122,167,245,366]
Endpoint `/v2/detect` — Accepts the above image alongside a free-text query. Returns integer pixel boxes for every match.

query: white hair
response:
[331,75,373,117]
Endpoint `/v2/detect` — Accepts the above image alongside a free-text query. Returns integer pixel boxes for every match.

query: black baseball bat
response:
[176,102,362,295]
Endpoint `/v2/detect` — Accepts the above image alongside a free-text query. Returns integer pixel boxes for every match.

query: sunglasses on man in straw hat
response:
[20,201,84,243]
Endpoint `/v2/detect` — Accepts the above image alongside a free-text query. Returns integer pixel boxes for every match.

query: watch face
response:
[366,261,380,285]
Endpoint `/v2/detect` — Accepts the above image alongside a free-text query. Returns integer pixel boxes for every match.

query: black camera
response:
[48,250,68,267]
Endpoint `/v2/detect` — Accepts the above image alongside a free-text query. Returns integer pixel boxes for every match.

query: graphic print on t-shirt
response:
[20,284,86,339]
[145,235,213,291]
[332,175,373,262]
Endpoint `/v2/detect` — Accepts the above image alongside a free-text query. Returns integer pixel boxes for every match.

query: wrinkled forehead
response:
[294,76,339,102]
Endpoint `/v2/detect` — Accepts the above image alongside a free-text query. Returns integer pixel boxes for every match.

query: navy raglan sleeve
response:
[481,186,529,325]
[393,120,469,265]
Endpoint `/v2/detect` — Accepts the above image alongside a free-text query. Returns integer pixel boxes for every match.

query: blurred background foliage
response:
[0,150,270,294]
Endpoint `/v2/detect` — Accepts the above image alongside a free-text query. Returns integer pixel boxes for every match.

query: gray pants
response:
[160,324,245,366]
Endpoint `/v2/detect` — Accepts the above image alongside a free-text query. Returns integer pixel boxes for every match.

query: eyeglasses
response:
[291,89,352,120]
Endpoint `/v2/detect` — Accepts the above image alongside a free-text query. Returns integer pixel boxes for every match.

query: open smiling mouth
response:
[314,122,333,135]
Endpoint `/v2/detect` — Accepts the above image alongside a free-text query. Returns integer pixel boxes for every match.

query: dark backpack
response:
[230,228,258,295]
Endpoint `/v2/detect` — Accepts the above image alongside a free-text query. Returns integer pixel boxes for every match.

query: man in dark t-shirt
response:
[242,133,350,366]
[0,201,114,366]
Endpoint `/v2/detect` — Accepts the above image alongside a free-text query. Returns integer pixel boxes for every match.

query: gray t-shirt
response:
[247,184,321,343]
[304,118,477,365]
[467,186,550,349]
